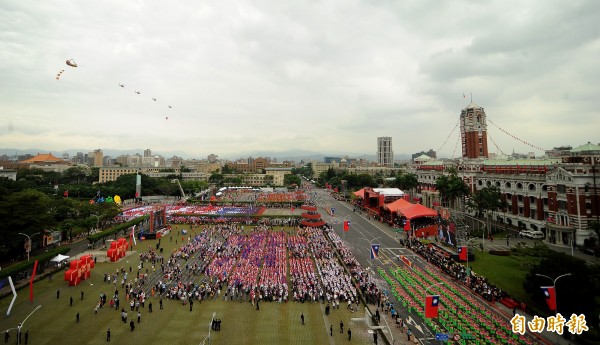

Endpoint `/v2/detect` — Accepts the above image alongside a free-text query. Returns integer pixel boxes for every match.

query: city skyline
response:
[1,1,599,157]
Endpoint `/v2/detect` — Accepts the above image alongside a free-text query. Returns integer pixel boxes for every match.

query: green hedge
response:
[0,246,71,280]
[86,215,148,244]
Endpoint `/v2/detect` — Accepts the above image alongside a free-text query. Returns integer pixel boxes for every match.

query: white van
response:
[529,231,544,239]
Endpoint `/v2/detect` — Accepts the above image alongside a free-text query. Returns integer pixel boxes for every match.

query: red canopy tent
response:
[399,204,438,219]
[383,198,412,213]
[353,189,365,199]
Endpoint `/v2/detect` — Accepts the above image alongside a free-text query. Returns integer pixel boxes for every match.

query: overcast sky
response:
[1,0,599,159]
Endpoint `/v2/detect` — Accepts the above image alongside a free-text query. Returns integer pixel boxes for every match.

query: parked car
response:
[529,231,544,239]
[518,230,533,238]
[582,247,600,257]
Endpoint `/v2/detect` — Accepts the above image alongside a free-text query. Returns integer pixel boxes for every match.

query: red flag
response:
[458,246,467,261]
[403,220,411,231]
[541,286,556,311]
[425,295,440,318]
[63,190,68,197]
[343,220,350,232]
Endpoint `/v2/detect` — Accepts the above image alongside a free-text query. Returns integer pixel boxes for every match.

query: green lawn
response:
[0,225,365,345]
[464,250,541,304]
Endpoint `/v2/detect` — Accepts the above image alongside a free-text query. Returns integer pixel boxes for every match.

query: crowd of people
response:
[325,228,382,306]
[302,227,357,306]
[406,239,507,302]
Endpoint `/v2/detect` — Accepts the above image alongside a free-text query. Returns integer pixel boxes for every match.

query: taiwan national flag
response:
[458,246,468,261]
[403,219,411,231]
[425,295,440,318]
[63,190,69,197]
[343,220,350,232]
[370,244,380,259]
[541,286,556,311]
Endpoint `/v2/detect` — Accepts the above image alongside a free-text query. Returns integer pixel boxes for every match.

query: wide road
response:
[309,188,551,345]
[310,189,438,341]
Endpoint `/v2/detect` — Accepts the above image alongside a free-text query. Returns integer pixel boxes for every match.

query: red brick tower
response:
[460,102,489,159]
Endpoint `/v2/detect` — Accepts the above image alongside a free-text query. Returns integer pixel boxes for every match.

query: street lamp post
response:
[18,233,31,262]
[464,238,480,285]
[1,305,42,345]
[535,273,571,344]
[91,214,101,231]
[535,273,572,316]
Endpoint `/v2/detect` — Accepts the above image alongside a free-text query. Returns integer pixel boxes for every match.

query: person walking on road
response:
[340,320,344,333]
[348,328,351,341]
[106,328,110,342]
[301,313,304,325]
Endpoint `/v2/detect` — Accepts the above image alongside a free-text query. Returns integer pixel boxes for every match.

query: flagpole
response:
[536,273,571,345]
[464,238,478,285]
[535,273,572,315]
[425,282,443,320]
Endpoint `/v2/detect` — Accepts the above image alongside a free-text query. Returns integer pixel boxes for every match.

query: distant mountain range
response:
[0,148,414,162]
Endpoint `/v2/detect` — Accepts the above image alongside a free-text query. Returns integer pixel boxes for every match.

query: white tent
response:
[50,254,70,263]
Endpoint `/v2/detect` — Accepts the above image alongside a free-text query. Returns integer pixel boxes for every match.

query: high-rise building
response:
[460,102,489,159]
[90,149,103,167]
[144,149,152,157]
[377,137,394,166]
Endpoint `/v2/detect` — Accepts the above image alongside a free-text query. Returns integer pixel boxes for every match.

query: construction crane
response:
[171,179,186,199]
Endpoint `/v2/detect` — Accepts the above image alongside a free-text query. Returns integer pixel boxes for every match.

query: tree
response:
[436,168,470,209]
[181,180,209,196]
[86,167,100,183]
[393,172,419,193]
[466,186,506,235]
[0,189,56,260]
[209,173,224,186]
[61,166,90,185]
[467,186,503,217]
[589,221,600,244]
[221,165,236,174]
[284,174,302,187]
